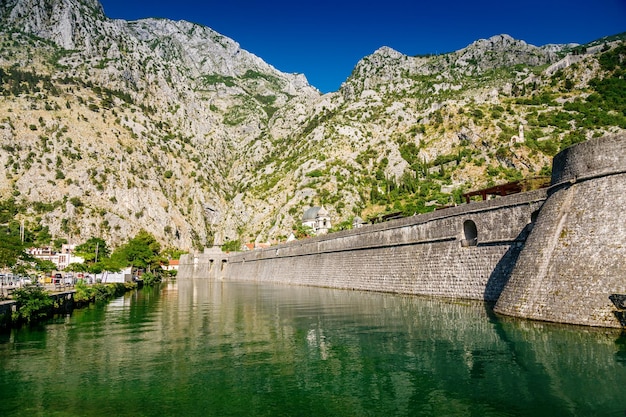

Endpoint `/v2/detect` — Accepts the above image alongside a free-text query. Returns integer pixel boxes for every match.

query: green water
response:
[1,279,625,417]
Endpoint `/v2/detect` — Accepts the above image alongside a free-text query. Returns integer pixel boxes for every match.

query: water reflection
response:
[1,279,625,416]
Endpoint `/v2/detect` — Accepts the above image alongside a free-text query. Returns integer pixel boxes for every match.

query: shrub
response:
[75,282,136,304]
[222,239,242,252]
[141,272,161,286]
[11,286,54,324]
[74,281,95,303]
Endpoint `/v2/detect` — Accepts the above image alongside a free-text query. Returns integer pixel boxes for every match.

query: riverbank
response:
[0,281,138,330]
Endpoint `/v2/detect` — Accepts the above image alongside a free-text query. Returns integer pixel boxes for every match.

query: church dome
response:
[302,207,321,221]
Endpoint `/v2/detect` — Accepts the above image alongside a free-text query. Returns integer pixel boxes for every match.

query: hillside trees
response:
[0,199,28,269]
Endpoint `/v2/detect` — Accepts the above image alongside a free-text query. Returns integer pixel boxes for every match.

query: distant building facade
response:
[302,206,331,235]
[28,244,84,271]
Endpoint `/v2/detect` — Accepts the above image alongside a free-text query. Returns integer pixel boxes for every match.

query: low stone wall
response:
[225,190,546,302]
[0,289,76,328]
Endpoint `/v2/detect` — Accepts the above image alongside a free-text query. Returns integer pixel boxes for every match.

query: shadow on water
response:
[615,331,626,365]
[484,301,626,416]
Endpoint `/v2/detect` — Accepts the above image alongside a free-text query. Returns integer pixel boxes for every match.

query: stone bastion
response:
[494,133,626,327]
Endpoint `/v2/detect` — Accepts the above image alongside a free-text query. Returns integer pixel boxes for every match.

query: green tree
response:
[93,255,125,274]
[293,224,314,239]
[33,225,52,246]
[75,237,109,264]
[221,239,242,252]
[0,233,26,269]
[162,247,187,260]
[34,259,56,275]
[329,218,353,233]
[141,271,161,285]
[65,262,88,273]
[11,286,54,324]
[53,238,68,251]
[0,198,19,224]
[112,230,162,270]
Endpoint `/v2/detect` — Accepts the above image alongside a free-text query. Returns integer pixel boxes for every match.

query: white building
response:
[28,245,84,270]
[302,206,331,235]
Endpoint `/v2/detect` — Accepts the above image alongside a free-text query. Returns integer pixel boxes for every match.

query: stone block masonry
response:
[180,133,626,329]
[495,133,626,328]
[224,189,546,302]
[179,246,229,280]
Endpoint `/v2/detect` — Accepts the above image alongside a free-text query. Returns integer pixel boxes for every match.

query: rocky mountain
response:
[0,0,624,251]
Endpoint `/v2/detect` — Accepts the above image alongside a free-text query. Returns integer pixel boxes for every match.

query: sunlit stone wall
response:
[179,246,229,280]
[180,134,626,328]
[223,190,546,302]
[495,133,626,328]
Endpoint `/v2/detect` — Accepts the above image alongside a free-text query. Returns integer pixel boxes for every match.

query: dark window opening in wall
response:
[221,259,228,271]
[462,220,478,247]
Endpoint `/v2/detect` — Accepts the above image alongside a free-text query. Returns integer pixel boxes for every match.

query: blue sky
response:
[99,0,626,93]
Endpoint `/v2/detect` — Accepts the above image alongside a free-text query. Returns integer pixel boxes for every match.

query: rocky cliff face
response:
[0,0,624,251]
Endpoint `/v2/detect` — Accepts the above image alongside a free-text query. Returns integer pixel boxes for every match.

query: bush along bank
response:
[9,286,54,326]
[0,282,138,330]
[73,281,137,306]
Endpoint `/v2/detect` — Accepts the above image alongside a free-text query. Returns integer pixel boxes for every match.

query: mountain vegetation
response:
[0,0,624,253]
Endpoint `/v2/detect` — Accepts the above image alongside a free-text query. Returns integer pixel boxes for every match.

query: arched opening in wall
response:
[221,259,227,271]
[462,220,478,247]
[209,260,214,271]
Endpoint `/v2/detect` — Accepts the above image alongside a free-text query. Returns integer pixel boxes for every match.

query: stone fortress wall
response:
[495,133,626,327]
[222,190,546,302]
[180,133,626,328]
[178,246,229,280]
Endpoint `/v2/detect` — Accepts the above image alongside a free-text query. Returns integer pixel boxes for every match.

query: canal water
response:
[1,279,626,416]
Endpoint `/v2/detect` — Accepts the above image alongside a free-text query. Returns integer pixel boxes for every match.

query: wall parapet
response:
[179,247,229,280]
[230,189,546,264]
